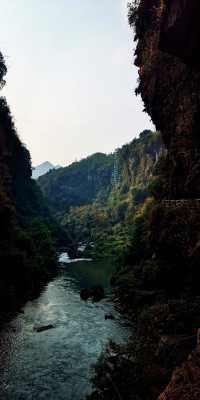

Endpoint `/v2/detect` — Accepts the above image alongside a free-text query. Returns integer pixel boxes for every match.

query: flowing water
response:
[0,257,130,400]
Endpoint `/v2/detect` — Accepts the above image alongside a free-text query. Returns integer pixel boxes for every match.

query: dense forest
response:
[39,130,163,259]
[0,52,68,312]
[38,152,115,216]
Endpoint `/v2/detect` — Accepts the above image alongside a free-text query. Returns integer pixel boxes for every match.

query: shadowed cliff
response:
[87,2,200,399]
[0,52,68,312]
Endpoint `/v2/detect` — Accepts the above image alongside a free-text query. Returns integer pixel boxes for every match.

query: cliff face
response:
[127,0,200,293]
[72,3,200,399]
[158,348,200,400]
[118,130,161,184]
[131,0,200,199]
[127,1,200,399]
[86,3,200,400]
[0,53,60,311]
[160,0,200,64]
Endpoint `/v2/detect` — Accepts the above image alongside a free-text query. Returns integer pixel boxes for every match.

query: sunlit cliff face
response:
[131,0,200,198]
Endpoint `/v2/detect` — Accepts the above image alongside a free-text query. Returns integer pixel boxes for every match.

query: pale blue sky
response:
[0,0,153,166]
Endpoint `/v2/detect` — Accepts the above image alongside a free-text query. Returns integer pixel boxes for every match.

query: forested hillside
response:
[38,152,115,217]
[39,130,163,258]
[0,52,67,312]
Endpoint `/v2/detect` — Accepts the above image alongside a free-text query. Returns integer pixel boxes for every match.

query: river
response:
[0,256,130,400]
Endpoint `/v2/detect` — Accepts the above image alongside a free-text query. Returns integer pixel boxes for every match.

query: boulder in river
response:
[80,288,91,301]
[105,314,115,320]
[80,285,105,302]
[34,324,55,333]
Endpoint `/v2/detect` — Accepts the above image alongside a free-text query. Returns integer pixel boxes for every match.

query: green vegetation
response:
[87,2,200,399]
[0,49,162,313]
[39,130,162,260]
[38,152,114,217]
[0,53,69,311]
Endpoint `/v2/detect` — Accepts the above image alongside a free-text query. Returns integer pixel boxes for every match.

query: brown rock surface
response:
[158,350,200,400]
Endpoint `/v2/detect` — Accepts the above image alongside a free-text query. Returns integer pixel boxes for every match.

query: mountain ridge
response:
[32,161,61,179]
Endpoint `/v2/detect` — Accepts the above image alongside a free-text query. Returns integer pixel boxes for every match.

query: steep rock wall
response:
[129,1,200,399]
[0,52,60,312]
[131,0,200,199]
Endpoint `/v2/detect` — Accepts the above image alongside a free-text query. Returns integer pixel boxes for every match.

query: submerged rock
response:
[105,314,115,320]
[80,286,105,302]
[34,324,54,333]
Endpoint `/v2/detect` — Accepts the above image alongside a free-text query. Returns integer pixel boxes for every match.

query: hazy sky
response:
[0,0,153,166]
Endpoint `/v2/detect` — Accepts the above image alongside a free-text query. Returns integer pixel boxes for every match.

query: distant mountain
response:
[38,131,163,218]
[32,161,61,179]
[38,153,114,215]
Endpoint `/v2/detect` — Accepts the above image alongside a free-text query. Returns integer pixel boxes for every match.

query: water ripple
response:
[0,259,130,400]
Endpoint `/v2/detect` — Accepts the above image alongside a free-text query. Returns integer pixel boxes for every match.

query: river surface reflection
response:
[0,258,130,400]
